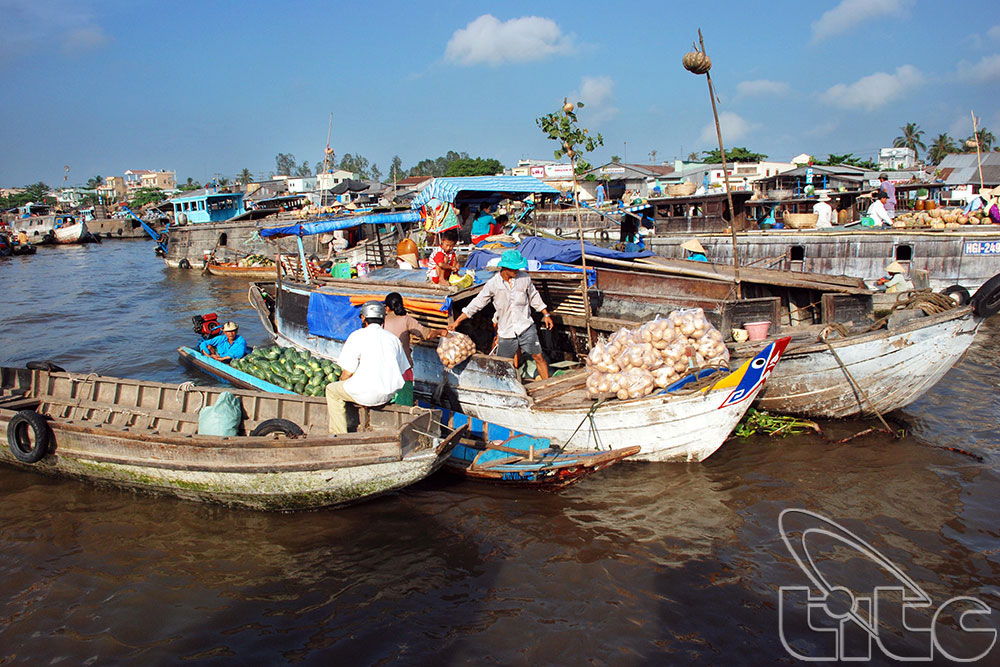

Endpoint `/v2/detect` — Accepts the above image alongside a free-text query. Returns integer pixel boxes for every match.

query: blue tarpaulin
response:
[260,210,422,238]
[411,176,559,209]
[464,237,652,270]
[307,293,362,340]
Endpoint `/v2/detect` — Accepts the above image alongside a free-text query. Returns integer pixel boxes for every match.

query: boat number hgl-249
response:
[964,241,1000,255]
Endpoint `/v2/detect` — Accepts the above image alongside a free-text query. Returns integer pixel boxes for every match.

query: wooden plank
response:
[822,293,875,325]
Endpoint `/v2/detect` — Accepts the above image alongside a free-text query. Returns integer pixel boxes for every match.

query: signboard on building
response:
[600,166,626,176]
[530,166,546,178]
[545,164,574,178]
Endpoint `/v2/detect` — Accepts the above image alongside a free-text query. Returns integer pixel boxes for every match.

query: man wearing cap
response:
[878,174,896,217]
[866,191,893,228]
[448,250,554,379]
[198,321,248,363]
[813,193,835,228]
[681,238,708,262]
[877,262,913,293]
[325,301,410,434]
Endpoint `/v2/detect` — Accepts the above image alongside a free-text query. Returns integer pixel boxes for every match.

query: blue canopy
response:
[464,236,652,270]
[410,176,559,209]
[259,210,421,238]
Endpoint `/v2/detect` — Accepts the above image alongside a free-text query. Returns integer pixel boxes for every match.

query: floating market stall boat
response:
[0,365,461,511]
[205,259,279,280]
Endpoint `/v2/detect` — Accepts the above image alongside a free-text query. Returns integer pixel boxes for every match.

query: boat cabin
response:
[168,190,246,224]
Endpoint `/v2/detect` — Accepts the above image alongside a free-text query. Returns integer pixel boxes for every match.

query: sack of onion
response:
[437,332,476,368]
[585,309,730,400]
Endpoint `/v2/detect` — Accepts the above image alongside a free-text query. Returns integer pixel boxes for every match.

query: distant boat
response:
[10,213,88,245]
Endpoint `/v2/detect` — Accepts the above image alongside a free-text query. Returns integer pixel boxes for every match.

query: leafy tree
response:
[648,149,658,163]
[444,157,504,177]
[408,151,469,177]
[536,100,604,175]
[966,128,995,152]
[610,155,621,163]
[217,177,230,187]
[928,134,957,165]
[238,168,254,185]
[178,177,201,192]
[388,155,404,182]
[893,122,926,158]
[85,175,104,190]
[687,151,700,161]
[128,187,164,208]
[338,153,371,179]
[275,153,297,176]
[0,182,56,209]
[295,161,312,177]
[23,182,52,201]
[700,146,768,163]
[814,153,879,169]
[370,163,382,182]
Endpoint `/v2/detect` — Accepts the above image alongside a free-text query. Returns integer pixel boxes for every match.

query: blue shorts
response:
[497,326,542,358]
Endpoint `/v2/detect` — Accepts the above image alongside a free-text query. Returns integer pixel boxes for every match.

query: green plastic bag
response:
[860,216,876,227]
[198,391,242,436]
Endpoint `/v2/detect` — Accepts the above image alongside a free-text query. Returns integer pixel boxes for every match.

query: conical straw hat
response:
[681,239,706,254]
[886,261,905,273]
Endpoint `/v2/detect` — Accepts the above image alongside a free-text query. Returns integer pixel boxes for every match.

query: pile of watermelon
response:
[231,345,341,396]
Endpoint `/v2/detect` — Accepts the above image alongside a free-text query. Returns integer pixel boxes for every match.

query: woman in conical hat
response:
[681,238,708,262]
[879,261,912,294]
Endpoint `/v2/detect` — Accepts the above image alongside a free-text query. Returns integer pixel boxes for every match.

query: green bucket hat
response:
[498,250,528,270]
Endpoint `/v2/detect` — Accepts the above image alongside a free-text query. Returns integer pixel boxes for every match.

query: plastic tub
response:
[744,321,771,341]
[332,262,351,278]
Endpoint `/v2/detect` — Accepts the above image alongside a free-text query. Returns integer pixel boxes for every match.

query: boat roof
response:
[410,176,558,208]
[167,189,245,204]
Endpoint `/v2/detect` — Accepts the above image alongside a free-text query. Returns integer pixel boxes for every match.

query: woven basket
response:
[783,213,818,229]
[666,183,697,197]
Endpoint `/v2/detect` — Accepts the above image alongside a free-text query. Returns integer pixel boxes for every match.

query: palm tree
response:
[238,168,254,185]
[928,133,957,165]
[893,122,926,158]
[966,128,996,153]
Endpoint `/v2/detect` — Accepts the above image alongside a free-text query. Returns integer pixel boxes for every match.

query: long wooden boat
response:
[205,261,279,280]
[179,345,641,484]
[53,220,89,244]
[0,366,461,511]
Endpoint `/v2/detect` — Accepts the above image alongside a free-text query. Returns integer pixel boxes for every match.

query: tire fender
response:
[26,361,66,372]
[599,230,610,242]
[971,274,1000,318]
[178,258,191,269]
[7,410,51,463]
[250,418,305,437]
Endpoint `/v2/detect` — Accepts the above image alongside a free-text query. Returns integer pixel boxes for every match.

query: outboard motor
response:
[192,313,223,339]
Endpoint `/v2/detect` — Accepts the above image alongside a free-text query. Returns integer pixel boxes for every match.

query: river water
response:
[1,241,998,664]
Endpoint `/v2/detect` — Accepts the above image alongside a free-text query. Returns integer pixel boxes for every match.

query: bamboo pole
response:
[571,157,594,345]
[972,110,985,191]
[698,29,742,298]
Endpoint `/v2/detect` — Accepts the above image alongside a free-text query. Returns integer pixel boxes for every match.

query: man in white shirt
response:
[325,301,410,434]
[813,193,835,228]
[866,191,893,228]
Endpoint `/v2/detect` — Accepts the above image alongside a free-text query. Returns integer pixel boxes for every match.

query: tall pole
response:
[571,156,593,345]
[698,29,742,298]
[972,110,985,191]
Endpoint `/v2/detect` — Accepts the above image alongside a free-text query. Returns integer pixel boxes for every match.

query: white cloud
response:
[699,112,755,145]
[63,26,109,54]
[0,0,110,64]
[988,25,1000,40]
[956,54,1000,82]
[444,14,574,66]
[819,65,923,111]
[811,0,912,42]
[571,75,619,123]
[736,79,790,98]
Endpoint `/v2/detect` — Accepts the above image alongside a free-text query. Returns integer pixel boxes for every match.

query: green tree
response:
[814,153,879,169]
[700,146,768,163]
[966,127,995,152]
[444,157,504,177]
[238,168,254,185]
[928,134,957,165]
[178,177,201,192]
[217,177,230,187]
[370,163,382,182]
[275,153,297,176]
[0,182,56,209]
[338,153,371,179]
[687,151,700,161]
[295,161,312,177]
[893,122,926,158]
[536,100,604,175]
[85,175,104,190]
[408,151,469,177]
[388,155,404,182]
[610,155,621,163]
[128,187,164,208]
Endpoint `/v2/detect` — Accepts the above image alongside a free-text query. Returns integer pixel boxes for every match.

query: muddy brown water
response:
[1,241,998,664]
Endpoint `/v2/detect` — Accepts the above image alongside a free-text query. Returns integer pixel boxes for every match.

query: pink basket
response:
[743,321,771,341]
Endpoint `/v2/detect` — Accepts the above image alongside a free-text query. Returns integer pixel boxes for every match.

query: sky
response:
[1,0,998,187]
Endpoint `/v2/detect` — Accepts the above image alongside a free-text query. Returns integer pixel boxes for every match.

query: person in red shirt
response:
[426,229,460,284]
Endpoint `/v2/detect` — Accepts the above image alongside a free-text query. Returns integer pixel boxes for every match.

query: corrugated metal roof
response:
[939,152,1000,185]
[410,176,558,208]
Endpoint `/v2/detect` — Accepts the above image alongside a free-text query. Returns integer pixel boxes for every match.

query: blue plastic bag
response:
[198,391,242,436]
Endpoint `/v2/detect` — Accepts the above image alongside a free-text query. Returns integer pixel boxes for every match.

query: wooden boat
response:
[179,346,641,483]
[446,434,640,488]
[53,218,89,244]
[205,260,278,280]
[0,366,462,511]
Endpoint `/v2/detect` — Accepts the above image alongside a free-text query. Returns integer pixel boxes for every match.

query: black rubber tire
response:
[178,258,191,269]
[971,274,1000,318]
[599,230,610,241]
[308,254,320,263]
[25,361,65,372]
[7,411,50,463]
[555,227,563,237]
[939,285,971,306]
[250,418,305,437]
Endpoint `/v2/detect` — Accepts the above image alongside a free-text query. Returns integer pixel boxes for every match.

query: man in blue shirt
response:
[199,321,248,363]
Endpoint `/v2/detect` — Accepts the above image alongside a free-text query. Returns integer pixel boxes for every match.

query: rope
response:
[818,328,895,436]
[866,289,958,332]
[564,398,606,450]
[175,382,205,412]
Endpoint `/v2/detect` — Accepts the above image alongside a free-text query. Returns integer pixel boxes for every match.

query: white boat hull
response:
[755,308,980,418]
[54,222,88,244]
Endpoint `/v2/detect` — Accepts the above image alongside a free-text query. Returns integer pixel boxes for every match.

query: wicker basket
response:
[666,183,697,197]
[782,213,818,229]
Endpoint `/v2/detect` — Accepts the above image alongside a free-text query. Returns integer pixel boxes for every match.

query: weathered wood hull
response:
[0,367,457,511]
[206,263,279,280]
[445,440,640,487]
[53,222,88,244]
[751,308,980,418]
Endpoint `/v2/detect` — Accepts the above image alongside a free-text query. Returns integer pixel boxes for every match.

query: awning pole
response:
[296,235,311,285]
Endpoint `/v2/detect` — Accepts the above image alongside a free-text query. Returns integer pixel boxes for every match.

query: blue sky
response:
[1,0,998,187]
